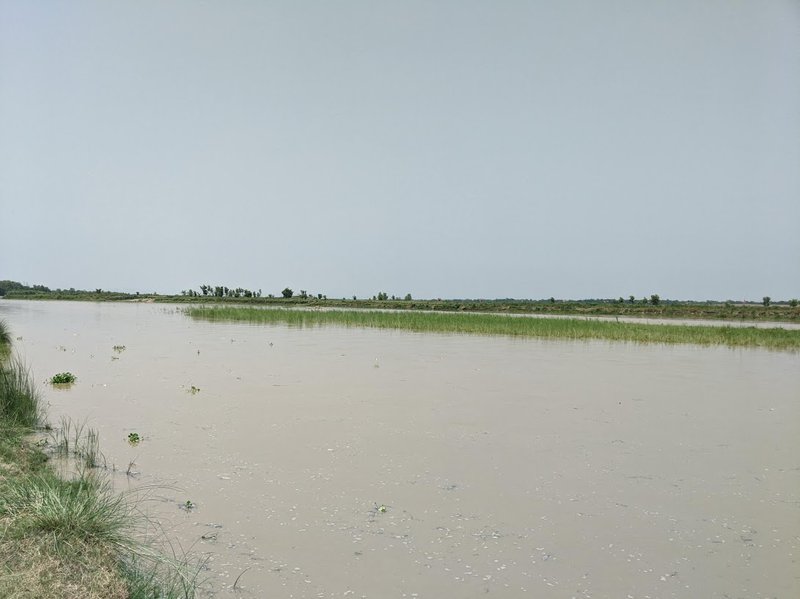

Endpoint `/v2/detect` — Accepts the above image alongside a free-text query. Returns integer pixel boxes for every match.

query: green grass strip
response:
[187,306,800,351]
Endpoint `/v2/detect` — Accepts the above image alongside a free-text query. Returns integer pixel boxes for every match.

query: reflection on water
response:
[1,299,798,598]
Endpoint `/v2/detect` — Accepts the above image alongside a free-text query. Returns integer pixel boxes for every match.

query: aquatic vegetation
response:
[47,417,105,470]
[187,307,800,351]
[188,385,200,395]
[50,372,77,385]
[112,345,126,352]
[82,428,103,469]
[127,432,141,446]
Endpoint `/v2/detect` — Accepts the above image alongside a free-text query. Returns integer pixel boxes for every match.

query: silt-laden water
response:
[1,300,797,598]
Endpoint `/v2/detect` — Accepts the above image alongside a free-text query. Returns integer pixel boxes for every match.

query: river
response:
[1,299,797,598]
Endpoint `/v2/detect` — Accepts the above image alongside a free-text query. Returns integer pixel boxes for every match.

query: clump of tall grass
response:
[187,306,800,351]
[0,473,132,547]
[48,416,106,470]
[0,470,198,598]
[0,357,44,427]
[0,319,11,348]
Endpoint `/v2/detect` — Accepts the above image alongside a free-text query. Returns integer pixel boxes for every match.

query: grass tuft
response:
[47,417,107,471]
[0,358,44,427]
[0,473,133,549]
[0,319,10,348]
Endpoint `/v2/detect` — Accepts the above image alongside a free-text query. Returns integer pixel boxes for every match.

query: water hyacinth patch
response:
[50,372,76,385]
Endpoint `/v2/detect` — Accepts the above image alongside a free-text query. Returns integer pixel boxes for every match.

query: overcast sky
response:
[1,1,798,301]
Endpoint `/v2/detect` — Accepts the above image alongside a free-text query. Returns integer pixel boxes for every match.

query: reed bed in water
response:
[187,306,800,351]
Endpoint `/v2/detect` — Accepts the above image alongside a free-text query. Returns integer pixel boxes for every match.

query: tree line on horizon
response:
[2,280,798,307]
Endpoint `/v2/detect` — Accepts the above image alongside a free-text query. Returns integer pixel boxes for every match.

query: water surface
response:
[1,299,797,598]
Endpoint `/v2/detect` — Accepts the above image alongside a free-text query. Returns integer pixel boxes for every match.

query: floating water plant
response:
[183,500,195,510]
[188,385,200,395]
[112,345,126,352]
[50,372,76,385]
[127,432,141,446]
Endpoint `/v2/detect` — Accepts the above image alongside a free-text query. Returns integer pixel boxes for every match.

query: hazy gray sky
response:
[1,1,798,300]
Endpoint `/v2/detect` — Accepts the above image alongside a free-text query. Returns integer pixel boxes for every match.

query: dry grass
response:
[0,536,128,599]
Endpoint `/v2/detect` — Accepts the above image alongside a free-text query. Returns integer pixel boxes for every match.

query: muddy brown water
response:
[1,299,798,598]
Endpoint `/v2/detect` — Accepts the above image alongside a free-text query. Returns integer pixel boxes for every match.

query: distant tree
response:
[404,293,412,301]
[352,295,357,301]
[762,296,771,307]
[377,292,388,301]
[549,297,555,303]
[628,295,635,304]
[282,287,293,298]
[650,294,660,306]
[618,297,624,304]
[95,289,102,294]
[641,297,648,304]
[317,293,323,299]
[299,290,308,299]
[790,299,799,308]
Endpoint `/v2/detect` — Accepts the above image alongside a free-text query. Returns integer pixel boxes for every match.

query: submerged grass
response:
[188,306,800,351]
[48,416,106,470]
